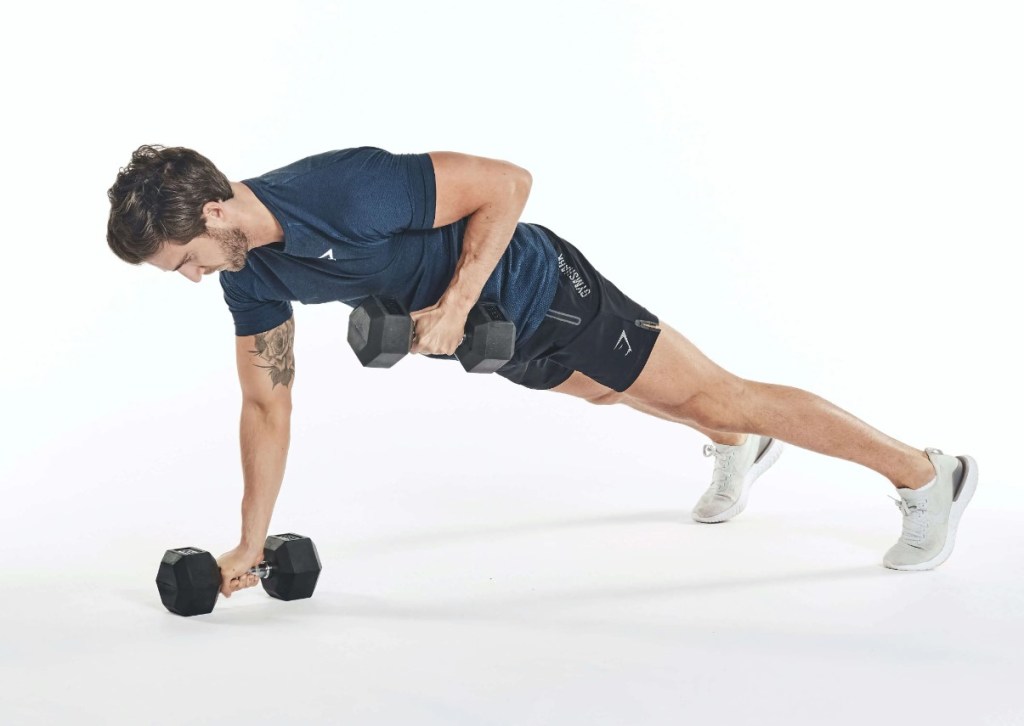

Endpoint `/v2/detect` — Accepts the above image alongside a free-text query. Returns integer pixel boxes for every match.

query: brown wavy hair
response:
[107,145,233,264]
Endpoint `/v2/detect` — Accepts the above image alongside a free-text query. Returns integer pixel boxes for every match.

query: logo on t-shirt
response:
[319,248,335,260]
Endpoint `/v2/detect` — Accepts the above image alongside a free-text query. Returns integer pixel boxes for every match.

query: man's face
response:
[147,226,251,282]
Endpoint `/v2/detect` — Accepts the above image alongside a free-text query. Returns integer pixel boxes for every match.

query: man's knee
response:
[677,375,753,430]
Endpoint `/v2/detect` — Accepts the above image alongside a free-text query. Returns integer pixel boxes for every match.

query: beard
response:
[209,227,250,272]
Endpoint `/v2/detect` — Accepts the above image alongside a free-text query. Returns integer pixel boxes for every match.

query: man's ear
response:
[201,199,225,222]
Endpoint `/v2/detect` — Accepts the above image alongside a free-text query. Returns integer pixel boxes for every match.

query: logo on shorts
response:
[557,253,591,298]
[614,330,632,355]
[319,248,335,260]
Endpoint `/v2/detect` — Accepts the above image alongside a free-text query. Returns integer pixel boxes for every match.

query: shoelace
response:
[888,494,929,545]
[703,443,737,492]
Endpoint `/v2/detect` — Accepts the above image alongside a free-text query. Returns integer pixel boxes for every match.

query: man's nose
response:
[178,264,202,283]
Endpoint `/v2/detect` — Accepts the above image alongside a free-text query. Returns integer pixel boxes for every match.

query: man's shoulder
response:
[219,266,261,301]
[219,267,246,293]
[247,146,385,184]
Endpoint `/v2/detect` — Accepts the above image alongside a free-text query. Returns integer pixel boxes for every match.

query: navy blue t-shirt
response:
[219,147,559,348]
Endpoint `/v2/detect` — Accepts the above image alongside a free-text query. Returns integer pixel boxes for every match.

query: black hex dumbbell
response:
[347,295,516,373]
[156,533,322,617]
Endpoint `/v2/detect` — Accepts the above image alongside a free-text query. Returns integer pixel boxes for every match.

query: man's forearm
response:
[439,178,531,314]
[238,404,291,553]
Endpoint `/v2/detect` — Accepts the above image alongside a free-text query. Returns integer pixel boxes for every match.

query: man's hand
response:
[409,301,470,356]
[216,544,264,598]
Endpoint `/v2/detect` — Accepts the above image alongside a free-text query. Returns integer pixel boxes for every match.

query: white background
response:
[1,1,1021,724]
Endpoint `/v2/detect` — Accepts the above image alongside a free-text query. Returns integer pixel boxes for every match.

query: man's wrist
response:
[239,537,266,557]
[439,287,477,315]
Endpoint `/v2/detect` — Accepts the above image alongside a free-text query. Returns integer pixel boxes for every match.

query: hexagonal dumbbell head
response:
[347,296,413,368]
[156,547,221,617]
[456,302,516,373]
[260,533,322,601]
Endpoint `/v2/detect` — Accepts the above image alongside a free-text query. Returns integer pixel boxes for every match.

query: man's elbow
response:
[508,165,532,201]
[242,399,293,420]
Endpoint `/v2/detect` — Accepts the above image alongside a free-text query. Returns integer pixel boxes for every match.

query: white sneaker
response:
[883,447,979,571]
[691,435,784,523]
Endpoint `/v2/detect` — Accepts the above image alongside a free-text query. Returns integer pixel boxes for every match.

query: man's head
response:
[107,144,252,281]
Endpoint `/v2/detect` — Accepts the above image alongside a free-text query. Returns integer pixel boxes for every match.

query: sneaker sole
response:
[884,454,979,571]
[691,438,785,523]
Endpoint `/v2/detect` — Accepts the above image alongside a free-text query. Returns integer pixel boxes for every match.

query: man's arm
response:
[218,316,295,596]
[409,151,532,355]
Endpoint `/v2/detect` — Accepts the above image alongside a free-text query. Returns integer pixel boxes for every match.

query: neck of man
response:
[231,181,285,250]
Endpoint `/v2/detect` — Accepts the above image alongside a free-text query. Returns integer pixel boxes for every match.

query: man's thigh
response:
[547,322,745,419]
[622,321,747,414]
[547,369,620,402]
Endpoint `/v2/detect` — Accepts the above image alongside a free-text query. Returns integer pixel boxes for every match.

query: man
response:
[107,145,978,597]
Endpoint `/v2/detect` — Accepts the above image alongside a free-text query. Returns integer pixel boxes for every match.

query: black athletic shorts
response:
[495,225,662,393]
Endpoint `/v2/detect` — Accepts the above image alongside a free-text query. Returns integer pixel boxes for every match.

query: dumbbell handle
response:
[232,562,272,580]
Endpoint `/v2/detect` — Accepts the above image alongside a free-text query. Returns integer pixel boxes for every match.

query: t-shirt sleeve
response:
[332,147,436,241]
[220,273,293,336]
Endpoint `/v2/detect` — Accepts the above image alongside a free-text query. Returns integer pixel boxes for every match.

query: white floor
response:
[3,391,1020,725]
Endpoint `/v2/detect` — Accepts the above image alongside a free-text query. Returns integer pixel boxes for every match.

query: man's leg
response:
[548,369,748,446]
[550,321,935,491]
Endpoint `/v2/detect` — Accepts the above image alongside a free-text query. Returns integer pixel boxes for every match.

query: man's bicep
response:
[427,151,532,229]
[235,316,295,411]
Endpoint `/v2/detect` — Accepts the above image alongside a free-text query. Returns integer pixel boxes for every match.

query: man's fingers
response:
[229,574,259,589]
[410,318,421,354]
[220,574,257,599]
